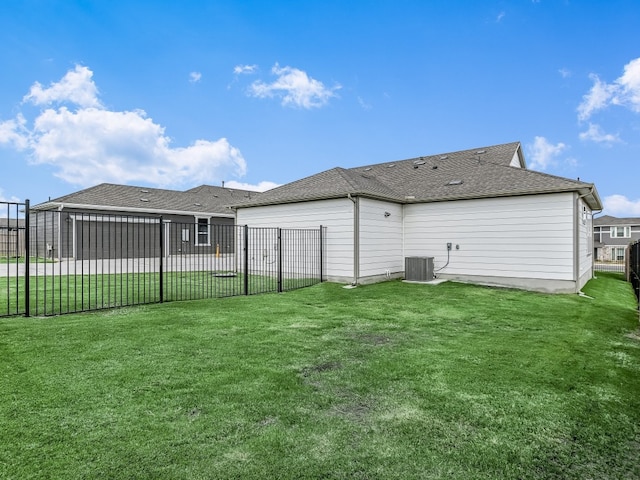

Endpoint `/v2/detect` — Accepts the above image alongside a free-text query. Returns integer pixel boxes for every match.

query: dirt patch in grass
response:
[352,332,391,346]
[330,400,373,423]
[300,361,342,377]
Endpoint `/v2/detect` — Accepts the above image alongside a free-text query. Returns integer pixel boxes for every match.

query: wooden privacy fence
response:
[1,200,326,317]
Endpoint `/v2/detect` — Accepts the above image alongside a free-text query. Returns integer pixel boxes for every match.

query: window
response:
[611,247,625,261]
[610,226,631,238]
[195,217,210,246]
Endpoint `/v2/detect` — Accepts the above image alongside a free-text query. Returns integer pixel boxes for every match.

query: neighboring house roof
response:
[32,183,262,217]
[232,142,602,210]
[593,215,640,227]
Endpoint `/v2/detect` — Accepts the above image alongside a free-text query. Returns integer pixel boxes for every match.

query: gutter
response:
[347,194,360,286]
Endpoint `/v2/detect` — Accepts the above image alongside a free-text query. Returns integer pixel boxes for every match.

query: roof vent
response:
[447,180,463,186]
[194,203,202,206]
[413,160,426,166]
[140,198,149,202]
[476,150,486,154]
[440,155,448,160]
[386,164,396,168]
[364,167,372,171]
[432,165,438,170]
[140,189,149,193]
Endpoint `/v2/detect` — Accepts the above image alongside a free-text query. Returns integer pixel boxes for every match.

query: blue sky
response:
[1,1,639,215]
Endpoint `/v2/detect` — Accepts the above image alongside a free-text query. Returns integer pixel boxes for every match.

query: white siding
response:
[404,193,576,283]
[359,199,403,277]
[236,199,354,279]
[510,151,522,168]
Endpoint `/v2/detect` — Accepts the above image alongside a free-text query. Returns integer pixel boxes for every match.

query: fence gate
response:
[1,200,29,317]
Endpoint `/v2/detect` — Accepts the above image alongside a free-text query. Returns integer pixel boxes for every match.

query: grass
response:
[0,256,53,264]
[1,271,317,316]
[1,273,639,479]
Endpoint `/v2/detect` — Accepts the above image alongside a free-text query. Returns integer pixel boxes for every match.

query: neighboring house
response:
[233,142,602,294]
[593,215,640,261]
[0,218,26,257]
[31,183,261,260]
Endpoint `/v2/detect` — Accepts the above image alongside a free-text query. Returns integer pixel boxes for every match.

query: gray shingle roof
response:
[233,142,602,210]
[32,183,262,216]
[594,215,640,226]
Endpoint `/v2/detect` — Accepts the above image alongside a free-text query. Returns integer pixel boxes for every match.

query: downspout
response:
[347,194,359,285]
[574,189,593,292]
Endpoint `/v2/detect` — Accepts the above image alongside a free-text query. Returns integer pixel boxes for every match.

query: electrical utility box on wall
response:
[405,256,434,282]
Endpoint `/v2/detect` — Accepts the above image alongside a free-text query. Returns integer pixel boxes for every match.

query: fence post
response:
[24,199,30,317]
[159,216,164,303]
[277,228,283,293]
[243,225,249,295]
[319,225,324,283]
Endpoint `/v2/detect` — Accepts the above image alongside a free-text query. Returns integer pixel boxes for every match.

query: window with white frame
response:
[611,247,625,261]
[195,217,210,246]
[610,226,631,238]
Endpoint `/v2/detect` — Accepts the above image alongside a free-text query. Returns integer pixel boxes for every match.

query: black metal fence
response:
[1,200,325,317]
[628,240,640,307]
[594,260,626,274]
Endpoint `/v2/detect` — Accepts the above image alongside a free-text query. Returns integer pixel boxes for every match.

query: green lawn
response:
[0,256,53,264]
[1,271,317,316]
[1,273,639,479]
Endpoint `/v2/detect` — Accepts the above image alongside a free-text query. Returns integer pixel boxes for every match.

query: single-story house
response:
[593,215,640,261]
[0,218,26,257]
[232,141,602,293]
[31,183,261,260]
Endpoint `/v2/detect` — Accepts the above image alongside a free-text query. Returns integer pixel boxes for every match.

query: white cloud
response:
[23,65,101,108]
[577,57,640,120]
[224,180,280,192]
[189,72,202,83]
[603,194,640,216]
[0,188,20,203]
[496,11,506,22]
[248,63,341,109]
[357,96,372,110]
[28,107,246,187]
[526,136,567,171]
[0,114,29,150]
[233,64,258,75]
[615,57,640,112]
[2,65,249,188]
[559,68,571,79]
[578,123,620,144]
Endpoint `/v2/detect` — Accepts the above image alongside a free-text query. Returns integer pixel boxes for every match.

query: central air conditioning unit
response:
[405,256,434,282]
